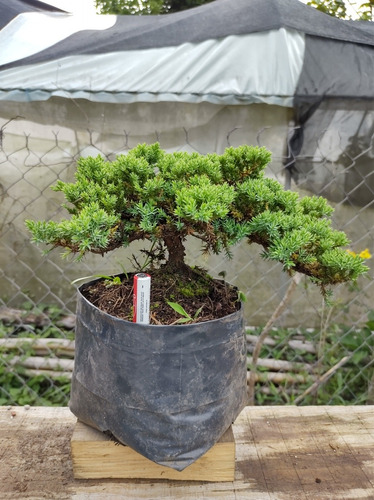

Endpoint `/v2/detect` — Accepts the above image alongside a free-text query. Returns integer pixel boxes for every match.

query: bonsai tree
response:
[26,143,368,320]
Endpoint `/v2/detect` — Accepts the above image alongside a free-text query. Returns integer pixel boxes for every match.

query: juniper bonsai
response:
[26,143,368,292]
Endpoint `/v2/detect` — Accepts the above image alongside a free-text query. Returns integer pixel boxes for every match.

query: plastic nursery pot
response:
[69,278,247,471]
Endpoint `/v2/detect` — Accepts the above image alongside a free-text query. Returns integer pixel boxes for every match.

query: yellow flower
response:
[359,248,372,260]
[346,249,357,257]
[346,248,372,259]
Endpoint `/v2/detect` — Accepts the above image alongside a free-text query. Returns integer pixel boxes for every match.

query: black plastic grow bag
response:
[69,279,247,471]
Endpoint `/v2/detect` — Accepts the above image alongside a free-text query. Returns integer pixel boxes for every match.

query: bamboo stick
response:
[0,306,75,329]
[21,369,73,380]
[287,339,316,354]
[0,338,75,356]
[259,386,298,396]
[247,356,313,373]
[247,371,314,385]
[7,355,74,372]
[246,335,316,354]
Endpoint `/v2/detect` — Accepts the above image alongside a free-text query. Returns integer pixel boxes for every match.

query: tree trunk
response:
[161,225,186,270]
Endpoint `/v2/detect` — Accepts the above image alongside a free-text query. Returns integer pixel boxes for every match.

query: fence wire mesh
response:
[0,113,373,407]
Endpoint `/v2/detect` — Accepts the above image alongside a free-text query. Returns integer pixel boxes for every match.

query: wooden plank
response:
[2,406,374,499]
[242,406,374,499]
[71,421,235,481]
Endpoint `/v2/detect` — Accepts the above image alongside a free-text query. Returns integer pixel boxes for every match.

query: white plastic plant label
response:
[133,273,151,324]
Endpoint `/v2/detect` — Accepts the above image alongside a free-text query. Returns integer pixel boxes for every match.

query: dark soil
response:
[81,266,240,325]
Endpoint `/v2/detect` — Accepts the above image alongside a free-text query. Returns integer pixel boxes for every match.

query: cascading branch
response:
[26,142,368,290]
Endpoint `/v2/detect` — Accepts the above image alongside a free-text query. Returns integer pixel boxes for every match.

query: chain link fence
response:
[0,108,373,407]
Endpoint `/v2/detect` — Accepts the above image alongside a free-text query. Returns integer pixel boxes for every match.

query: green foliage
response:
[26,203,119,259]
[0,368,71,407]
[307,0,373,20]
[95,0,214,15]
[174,177,235,222]
[359,0,374,20]
[307,0,347,18]
[26,143,368,290]
[96,0,372,22]
[71,274,123,286]
[167,301,203,323]
[99,275,122,287]
[177,280,210,298]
